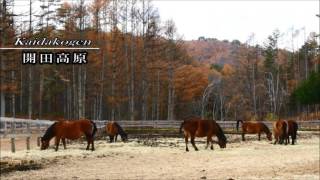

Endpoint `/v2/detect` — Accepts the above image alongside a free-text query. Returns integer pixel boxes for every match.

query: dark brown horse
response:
[179,117,227,151]
[41,119,97,151]
[273,119,288,145]
[274,119,298,145]
[285,120,298,145]
[106,121,128,142]
[236,120,272,141]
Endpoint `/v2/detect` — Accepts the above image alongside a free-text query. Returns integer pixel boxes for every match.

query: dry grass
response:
[0,132,319,180]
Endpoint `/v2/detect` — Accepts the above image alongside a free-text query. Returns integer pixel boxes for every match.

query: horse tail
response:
[90,120,97,138]
[179,121,185,134]
[236,120,243,132]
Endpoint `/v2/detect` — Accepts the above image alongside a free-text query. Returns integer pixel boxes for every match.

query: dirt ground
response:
[0,132,319,180]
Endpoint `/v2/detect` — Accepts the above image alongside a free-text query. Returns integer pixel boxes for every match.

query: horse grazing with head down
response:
[179,117,227,152]
[273,119,298,145]
[106,121,128,142]
[41,119,97,151]
[236,120,272,141]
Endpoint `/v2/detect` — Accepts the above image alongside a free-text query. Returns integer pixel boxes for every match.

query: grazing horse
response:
[179,117,227,152]
[41,119,97,151]
[106,121,128,142]
[273,119,288,145]
[236,120,272,141]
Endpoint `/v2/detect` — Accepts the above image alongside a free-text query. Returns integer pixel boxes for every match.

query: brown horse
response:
[106,121,128,142]
[41,119,97,151]
[236,120,272,141]
[179,117,227,152]
[273,119,288,145]
[285,120,298,145]
[274,119,298,145]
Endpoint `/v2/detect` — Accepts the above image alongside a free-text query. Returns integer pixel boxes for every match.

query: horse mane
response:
[215,122,227,143]
[114,122,127,138]
[42,122,57,141]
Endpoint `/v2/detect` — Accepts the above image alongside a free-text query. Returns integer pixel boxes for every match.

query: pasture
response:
[1,132,319,180]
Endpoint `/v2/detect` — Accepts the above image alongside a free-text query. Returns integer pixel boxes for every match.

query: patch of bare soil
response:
[0,132,319,180]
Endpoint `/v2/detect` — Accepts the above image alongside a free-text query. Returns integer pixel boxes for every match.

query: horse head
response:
[218,139,227,148]
[121,133,128,142]
[40,137,50,150]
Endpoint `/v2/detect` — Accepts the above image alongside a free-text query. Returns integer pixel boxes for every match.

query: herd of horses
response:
[40,117,298,152]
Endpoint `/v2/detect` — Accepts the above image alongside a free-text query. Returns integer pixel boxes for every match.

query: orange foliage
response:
[174,65,209,102]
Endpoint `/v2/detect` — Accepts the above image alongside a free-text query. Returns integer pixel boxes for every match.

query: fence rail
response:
[1,117,319,136]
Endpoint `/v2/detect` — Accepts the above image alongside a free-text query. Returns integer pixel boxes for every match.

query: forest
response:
[0,0,319,121]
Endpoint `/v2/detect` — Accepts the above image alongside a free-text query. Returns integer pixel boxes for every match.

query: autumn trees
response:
[1,0,318,122]
[0,0,210,121]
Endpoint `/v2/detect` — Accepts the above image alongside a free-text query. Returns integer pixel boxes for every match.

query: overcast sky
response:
[12,0,319,49]
[153,0,319,49]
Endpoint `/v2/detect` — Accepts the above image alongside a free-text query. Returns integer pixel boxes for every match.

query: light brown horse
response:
[41,119,97,151]
[106,121,128,142]
[273,119,288,145]
[236,120,272,141]
[179,117,227,151]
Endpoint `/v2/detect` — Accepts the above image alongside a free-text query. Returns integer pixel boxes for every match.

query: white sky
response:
[11,0,320,49]
[153,0,320,49]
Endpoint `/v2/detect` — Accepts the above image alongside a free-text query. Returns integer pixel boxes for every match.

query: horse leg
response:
[284,135,288,145]
[191,136,198,151]
[279,134,283,144]
[84,134,91,150]
[55,137,61,151]
[91,140,95,151]
[273,135,278,145]
[258,133,261,141]
[115,134,118,142]
[86,138,90,150]
[62,138,67,149]
[109,135,113,143]
[184,133,189,152]
[209,137,214,150]
[90,137,95,151]
[292,132,296,145]
[242,133,245,141]
[205,136,210,149]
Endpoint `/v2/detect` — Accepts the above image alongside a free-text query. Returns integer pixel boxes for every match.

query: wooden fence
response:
[1,117,319,135]
[1,117,319,153]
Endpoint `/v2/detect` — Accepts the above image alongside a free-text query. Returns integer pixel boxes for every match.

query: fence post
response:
[37,137,41,147]
[26,136,30,150]
[37,119,40,133]
[10,121,14,134]
[3,117,7,136]
[27,121,30,134]
[11,137,15,153]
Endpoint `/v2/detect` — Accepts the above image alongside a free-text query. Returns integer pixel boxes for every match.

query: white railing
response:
[1,117,319,136]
